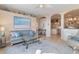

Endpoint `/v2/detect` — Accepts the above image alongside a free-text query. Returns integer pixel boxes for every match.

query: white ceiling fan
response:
[38,4,52,8]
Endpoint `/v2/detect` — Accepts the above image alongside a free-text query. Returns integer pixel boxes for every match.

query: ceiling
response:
[0,4,79,17]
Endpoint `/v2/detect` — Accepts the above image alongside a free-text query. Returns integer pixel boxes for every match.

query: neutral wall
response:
[45,16,51,37]
[0,10,38,43]
[38,18,46,29]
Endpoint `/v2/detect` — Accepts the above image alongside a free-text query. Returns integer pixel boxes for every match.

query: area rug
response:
[5,40,73,54]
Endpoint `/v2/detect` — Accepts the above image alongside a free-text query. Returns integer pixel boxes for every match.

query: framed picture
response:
[14,16,31,30]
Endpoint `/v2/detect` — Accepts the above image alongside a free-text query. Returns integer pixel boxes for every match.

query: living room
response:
[0,4,79,54]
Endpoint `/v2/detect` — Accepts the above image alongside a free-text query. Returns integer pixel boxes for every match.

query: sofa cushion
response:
[11,30,36,38]
[71,36,79,42]
[28,30,35,37]
[11,32,22,38]
[20,30,36,37]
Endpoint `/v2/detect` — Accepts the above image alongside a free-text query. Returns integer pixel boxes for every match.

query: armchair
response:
[0,32,6,48]
[67,32,79,53]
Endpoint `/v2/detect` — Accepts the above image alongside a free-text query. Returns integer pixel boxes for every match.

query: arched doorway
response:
[51,14,61,37]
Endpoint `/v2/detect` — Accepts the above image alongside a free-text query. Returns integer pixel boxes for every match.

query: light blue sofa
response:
[10,30,40,48]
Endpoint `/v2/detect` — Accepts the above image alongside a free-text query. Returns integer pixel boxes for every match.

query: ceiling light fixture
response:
[39,4,45,8]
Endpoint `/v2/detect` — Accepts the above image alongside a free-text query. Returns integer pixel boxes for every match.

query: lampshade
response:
[0,26,5,31]
[1,27,5,31]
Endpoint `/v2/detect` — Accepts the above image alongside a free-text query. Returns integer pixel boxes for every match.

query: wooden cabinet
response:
[38,29,46,36]
[0,36,6,48]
